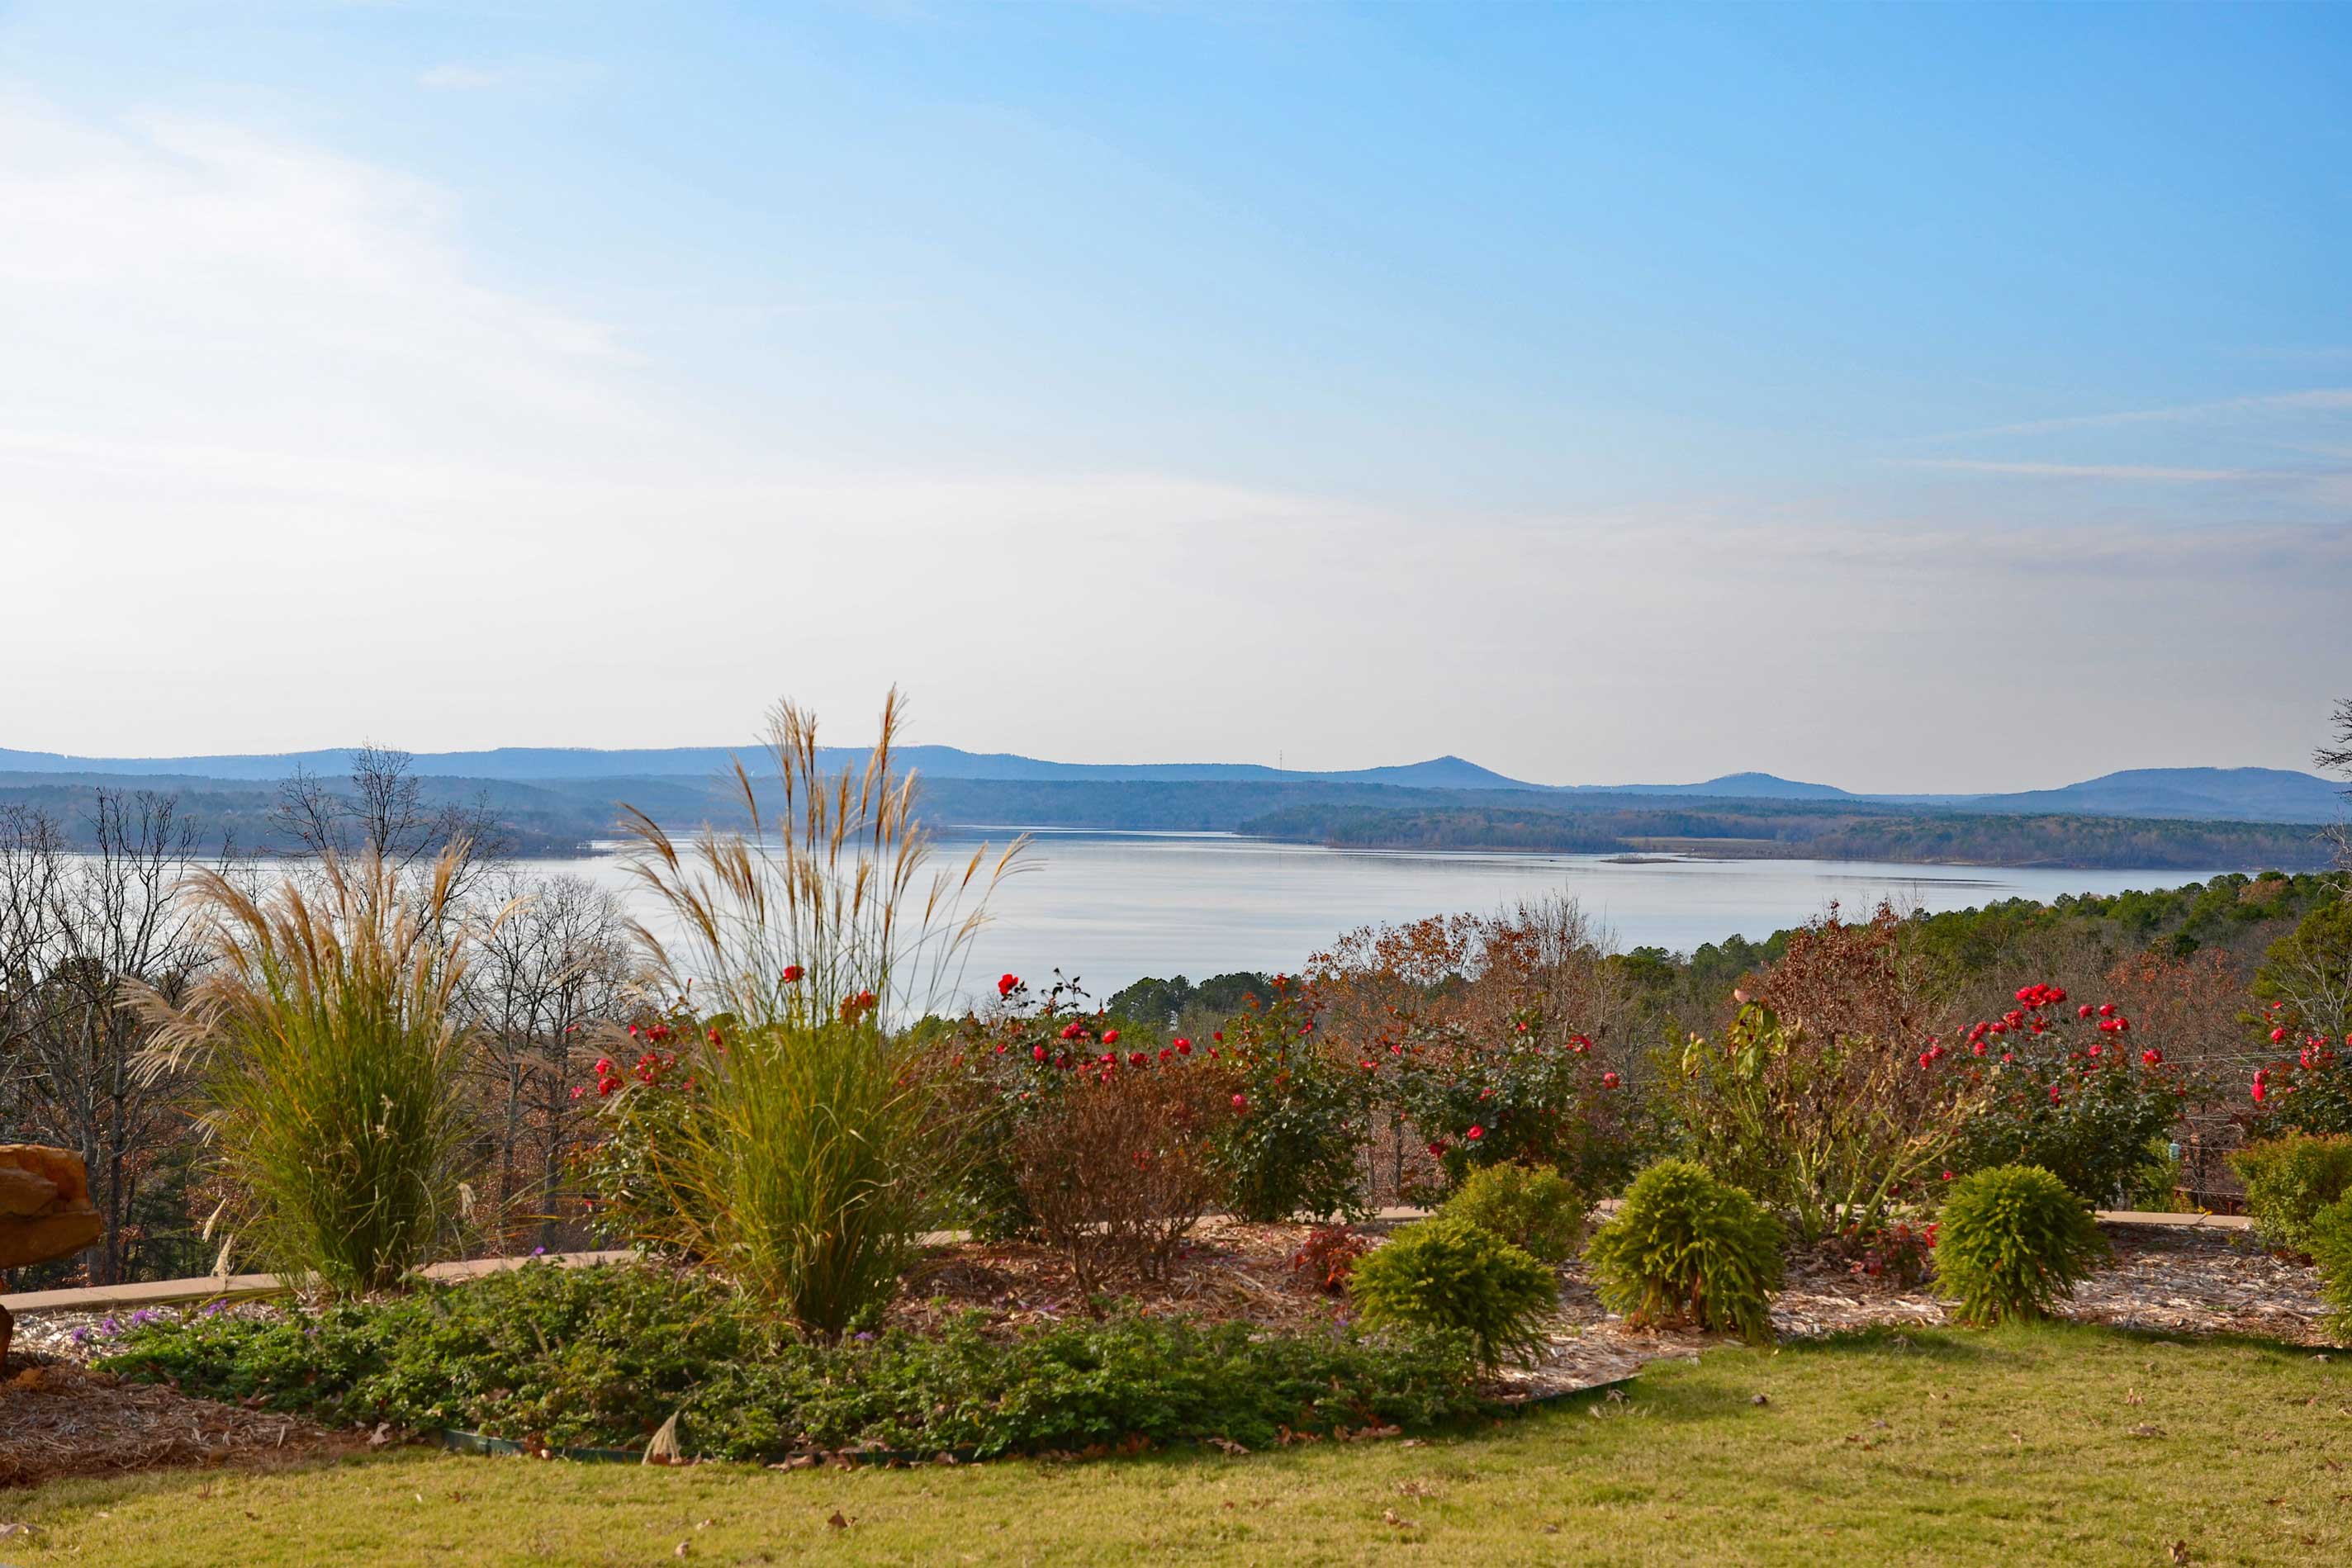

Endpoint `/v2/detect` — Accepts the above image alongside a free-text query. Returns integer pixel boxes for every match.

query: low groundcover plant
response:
[95,1261,1489,1460]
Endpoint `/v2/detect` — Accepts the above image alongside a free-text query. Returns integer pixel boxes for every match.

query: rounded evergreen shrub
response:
[1439,1163,1586,1264]
[1581,1158,1784,1343]
[1932,1163,2107,1325]
[2228,1134,2352,1258]
[1347,1215,1557,1371]
[2308,1194,2352,1342]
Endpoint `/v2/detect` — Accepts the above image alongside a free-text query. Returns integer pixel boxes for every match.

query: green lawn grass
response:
[10,1323,2348,1566]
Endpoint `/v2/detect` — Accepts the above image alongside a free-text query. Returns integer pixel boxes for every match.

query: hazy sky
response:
[3,2,2347,792]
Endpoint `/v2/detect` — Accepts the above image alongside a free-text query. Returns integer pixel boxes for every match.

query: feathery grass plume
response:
[616,691,1024,1338]
[131,846,488,1295]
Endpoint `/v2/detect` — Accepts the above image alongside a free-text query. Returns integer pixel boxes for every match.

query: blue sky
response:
[2,2,2347,790]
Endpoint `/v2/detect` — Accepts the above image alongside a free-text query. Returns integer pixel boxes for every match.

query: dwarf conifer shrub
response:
[1932,1163,2107,1324]
[2229,1134,2352,1258]
[1439,1163,1586,1264]
[1347,1216,1556,1371]
[1582,1158,1784,1343]
[2308,1195,2352,1341]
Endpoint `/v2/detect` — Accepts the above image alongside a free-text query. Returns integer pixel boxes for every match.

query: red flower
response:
[1426,1141,1446,1158]
[1175,1038,1192,1055]
[2141,1049,2162,1066]
[1102,1029,1120,1045]
[2251,1080,2267,1103]
[998,973,1019,997]
[2078,1004,2094,1019]
[1231,1093,1248,1111]
[1601,1070,1620,1089]
[2271,1027,2289,1044]
[594,1057,613,1076]
[2098,1002,2116,1018]
[781,965,804,984]
[1032,1045,1047,1062]
[1941,1170,1954,1182]
[1128,1052,1147,1068]
[1466,1125,1485,1140]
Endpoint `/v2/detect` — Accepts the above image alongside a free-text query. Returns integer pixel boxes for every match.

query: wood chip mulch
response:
[0,1359,371,1490]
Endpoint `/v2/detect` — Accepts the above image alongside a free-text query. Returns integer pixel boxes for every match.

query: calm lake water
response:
[534,831,2226,1008]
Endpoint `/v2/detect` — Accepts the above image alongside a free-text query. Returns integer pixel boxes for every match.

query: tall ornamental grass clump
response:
[618,691,1022,1339]
[1583,1158,1784,1343]
[2228,1134,2352,1258]
[133,848,482,1294]
[1932,1163,2107,1325]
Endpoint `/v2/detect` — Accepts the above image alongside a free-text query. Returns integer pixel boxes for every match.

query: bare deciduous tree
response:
[458,870,635,1250]
[2318,698,2352,877]
[0,792,227,1283]
[273,743,510,904]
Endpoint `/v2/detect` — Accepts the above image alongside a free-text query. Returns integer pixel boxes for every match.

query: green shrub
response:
[1932,1164,2108,1325]
[1439,1163,1586,1264]
[1207,979,1370,1223]
[2308,1195,2352,1341]
[2228,1134,2352,1257]
[1581,1158,1784,1343]
[129,849,477,1294]
[96,1262,1487,1458]
[1347,1215,1557,1371]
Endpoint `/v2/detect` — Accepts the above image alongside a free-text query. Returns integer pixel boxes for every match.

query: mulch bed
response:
[0,1359,370,1490]
[5,1218,2335,1485]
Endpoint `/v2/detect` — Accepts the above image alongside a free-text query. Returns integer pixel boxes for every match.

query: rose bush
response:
[1947,984,2197,1204]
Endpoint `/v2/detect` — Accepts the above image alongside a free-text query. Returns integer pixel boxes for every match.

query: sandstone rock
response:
[0,1144,102,1272]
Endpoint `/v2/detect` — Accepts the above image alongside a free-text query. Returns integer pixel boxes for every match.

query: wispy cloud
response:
[1895,458,2268,483]
[419,63,508,92]
[416,59,605,94]
[1929,389,2352,442]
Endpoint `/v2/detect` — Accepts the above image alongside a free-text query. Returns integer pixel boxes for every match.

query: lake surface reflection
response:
[529,831,2224,1008]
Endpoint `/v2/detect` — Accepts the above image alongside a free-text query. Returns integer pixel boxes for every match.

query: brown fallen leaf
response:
[2168,1542,2191,1564]
[1206,1437,1250,1456]
[1382,1509,1419,1530]
[827,1511,851,1530]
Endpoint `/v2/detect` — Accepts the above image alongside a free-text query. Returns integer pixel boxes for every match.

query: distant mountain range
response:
[0,745,2339,826]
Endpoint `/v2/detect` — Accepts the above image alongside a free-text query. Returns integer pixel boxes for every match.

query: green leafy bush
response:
[2228,1134,2352,1257]
[1947,989,2195,1204]
[96,1262,1487,1459]
[1207,979,1371,1222]
[1347,1216,1557,1371]
[1932,1164,2107,1324]
[2308,1195,2352,1341]
[1581,1158,1784,1343]
[1438,1163,1586,1264]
